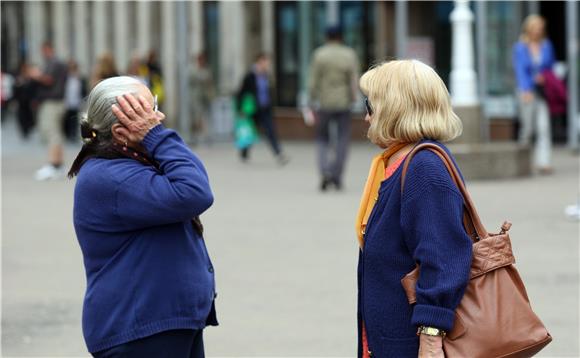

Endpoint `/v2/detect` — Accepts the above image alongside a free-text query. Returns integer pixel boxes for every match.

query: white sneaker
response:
[34,164,65,181]
[564,204,580,221]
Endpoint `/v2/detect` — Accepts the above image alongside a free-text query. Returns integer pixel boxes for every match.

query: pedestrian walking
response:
[236,53,289,165]
[29,42,68,180]
[13,62,39,139]
[62,60,87,142]
[355,60,471,357]
[513,14,556,174]
[308,25,359,191]
[68,76,217,357]
[190,53,215,144]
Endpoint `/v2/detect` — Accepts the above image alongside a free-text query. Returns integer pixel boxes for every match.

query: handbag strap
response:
[400,143,488,240]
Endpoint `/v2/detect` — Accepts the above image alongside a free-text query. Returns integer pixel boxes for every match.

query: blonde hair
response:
[359,59,462,147]
[520,14,546,43]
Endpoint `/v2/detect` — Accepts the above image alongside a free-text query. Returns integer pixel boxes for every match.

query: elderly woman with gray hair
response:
[69,76,217,357]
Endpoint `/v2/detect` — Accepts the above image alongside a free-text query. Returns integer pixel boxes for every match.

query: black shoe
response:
[320,177,332,191]
[332,178,343,191]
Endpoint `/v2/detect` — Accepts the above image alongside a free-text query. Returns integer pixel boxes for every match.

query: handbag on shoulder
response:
[400,143,552,358]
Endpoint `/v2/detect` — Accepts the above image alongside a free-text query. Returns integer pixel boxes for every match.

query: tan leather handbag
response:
[400,143,552,358]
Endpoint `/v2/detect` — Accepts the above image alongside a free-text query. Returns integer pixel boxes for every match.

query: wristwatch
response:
[417,326,446,337]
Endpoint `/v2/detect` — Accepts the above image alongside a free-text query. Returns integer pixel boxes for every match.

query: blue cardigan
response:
[357,140,472,357]
[73,125,217,353]
[512,40,555,92]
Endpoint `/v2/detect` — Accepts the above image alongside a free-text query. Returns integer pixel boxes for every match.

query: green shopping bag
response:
[235,115,257,149]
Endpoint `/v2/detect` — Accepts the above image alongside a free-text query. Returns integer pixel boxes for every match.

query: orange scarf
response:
[355,143,408,249]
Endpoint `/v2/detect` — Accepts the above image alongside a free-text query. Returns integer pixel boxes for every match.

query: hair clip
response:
[91,131,97,138]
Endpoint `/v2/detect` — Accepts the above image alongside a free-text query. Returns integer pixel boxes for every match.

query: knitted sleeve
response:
[400,151,472,332]
[513,42,534,92]
[115,124,214,230]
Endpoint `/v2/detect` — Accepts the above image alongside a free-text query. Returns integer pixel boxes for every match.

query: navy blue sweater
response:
[73,125,217,353]
[358,140,472,357]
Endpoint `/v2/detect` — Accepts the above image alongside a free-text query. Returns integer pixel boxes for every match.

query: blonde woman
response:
[355,60,472,357]
[512,15,555,174]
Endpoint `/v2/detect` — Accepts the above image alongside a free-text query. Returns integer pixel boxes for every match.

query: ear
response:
[111,123,130,144]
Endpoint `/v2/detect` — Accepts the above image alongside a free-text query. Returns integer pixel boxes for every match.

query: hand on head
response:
[111,93,165,144]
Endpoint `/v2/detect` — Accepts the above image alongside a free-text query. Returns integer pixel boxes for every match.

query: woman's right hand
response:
[112,93,165,143]
[520,91,534,103]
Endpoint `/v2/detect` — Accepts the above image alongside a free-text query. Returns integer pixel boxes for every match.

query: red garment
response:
[361,154,407,358]
[542,69,567,116]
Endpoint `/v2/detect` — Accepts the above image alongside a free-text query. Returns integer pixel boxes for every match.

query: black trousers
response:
[93,329,204,358]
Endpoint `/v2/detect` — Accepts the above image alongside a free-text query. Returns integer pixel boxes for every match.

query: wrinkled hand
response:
[111,93,165,143]
[418,334,444,358]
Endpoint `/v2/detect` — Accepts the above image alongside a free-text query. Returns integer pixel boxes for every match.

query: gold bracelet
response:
[417,326,446,337]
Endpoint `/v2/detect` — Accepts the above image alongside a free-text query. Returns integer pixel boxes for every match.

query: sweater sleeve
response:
[400,152,472,332]
[513,42,534,92]
[115,124,214,230]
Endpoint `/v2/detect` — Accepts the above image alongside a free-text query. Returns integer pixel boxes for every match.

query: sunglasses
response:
[364,96,374,116]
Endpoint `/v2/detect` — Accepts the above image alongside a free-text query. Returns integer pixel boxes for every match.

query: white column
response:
[114,1,130,73]
[93,1,107,57]
[326,0,339,26]
[5,3,20,72]
[261,1,274,55]
[190,1,203,57]
[74,2,90,76]
[449,0,479,106]
[176,1,191,141]
[25,1,45,67]
[566,0,579,149]
[53,2,69,60]
[137,2,151,57]
[395,0,408,59]
[219,1,246,94]
[161,1,177,125]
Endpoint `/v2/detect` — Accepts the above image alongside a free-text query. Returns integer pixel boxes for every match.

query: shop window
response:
[275,2,299,107]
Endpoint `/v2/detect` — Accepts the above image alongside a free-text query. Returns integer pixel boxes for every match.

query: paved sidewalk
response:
[2,117,579,357]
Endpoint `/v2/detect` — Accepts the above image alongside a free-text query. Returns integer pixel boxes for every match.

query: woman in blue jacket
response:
[512,14,555,174]
[69,76,217,357]
[356,60,472,357]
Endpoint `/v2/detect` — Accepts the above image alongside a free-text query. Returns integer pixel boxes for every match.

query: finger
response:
[138,95,153,114]
[156,111,166,122]
[116,96,137,121]
[112,104,133,127]
[123,93,145,117]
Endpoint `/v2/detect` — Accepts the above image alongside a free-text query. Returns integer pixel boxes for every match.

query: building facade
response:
[1,1,577,144]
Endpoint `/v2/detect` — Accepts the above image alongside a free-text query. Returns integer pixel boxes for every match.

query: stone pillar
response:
[374,2,389,60]
[161,1,177,125]
[5,2,20,72]
[73,2,90,76]
[475,1,489,141]
[93,1,107,57]
[395,0,408,59]
[114,1,130,73]
[219,1,246,95]
[176,1,191,141]
[190,1,203,58]
[52,2,69,60]
[566,0,579,149]
[24,1,45,67]
[326,0,339,26]
[450,0,481,143]
[298,1,312,107]
[450,0,478,107]
[137,2,151,57]
[261,1,274,55]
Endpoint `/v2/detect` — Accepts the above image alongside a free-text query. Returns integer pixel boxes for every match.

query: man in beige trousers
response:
[309,26,359,191]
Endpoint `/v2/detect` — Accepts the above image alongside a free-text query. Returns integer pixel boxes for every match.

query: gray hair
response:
[81,76,144,146]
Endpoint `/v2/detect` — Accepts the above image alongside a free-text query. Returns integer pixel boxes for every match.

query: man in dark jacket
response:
[236,53,289,165]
